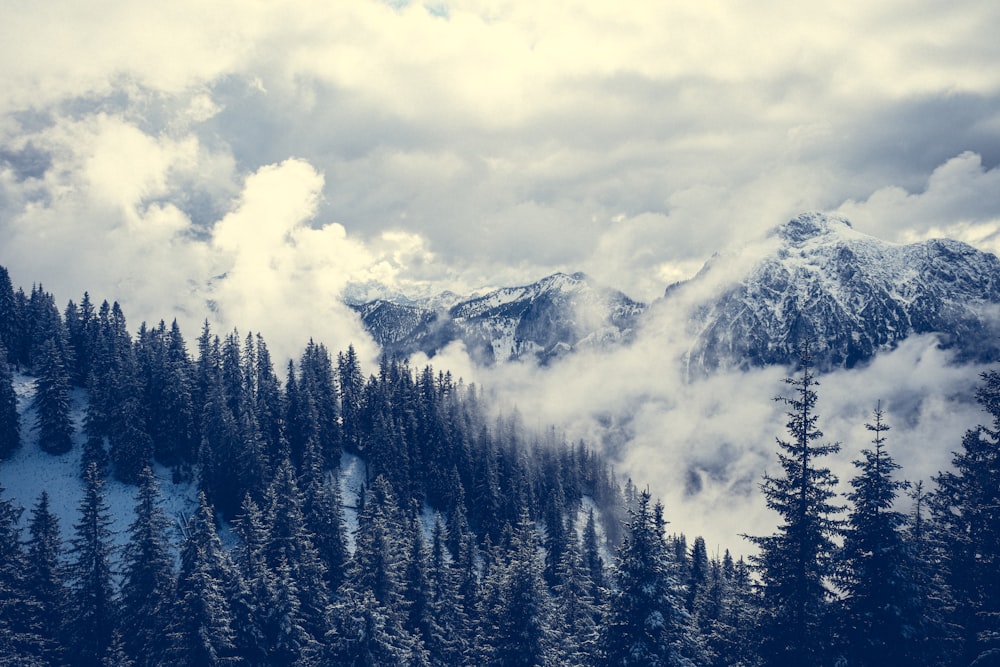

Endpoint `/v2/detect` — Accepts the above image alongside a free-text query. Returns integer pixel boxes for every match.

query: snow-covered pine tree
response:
[250,333,283,462]
[33,337,73,455]
[900,481,952,666]
[0,266,19,366]
[0,484,52,664]
[426,513,468,665]
[63,291,96,387]
[299,339,341,468]
[553,517,599,665]
[230,493,275,665]
[119,467,177,666]
[304,469,350,593]
[263,458,330,644]
[479,509,555,667]
[24,491,67,663]
[600,489,699,667]
[26,284,73,374]
[0,343,20,460]
[336,344,365,454]
[66,462,119,664]
[581,506,606,607]
[167,492,241,666]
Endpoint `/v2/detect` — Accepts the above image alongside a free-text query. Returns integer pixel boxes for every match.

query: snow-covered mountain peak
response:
[671,212,1000,372]
[770,211,857,246]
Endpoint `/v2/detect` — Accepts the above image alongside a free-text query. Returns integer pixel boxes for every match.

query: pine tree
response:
[340,476,428,664]
[269,555,320,666]
[402,512,443,661]
[479,510,555,667]
[64,292,97,386]
[553,520,599,665]
[109,392,154,484]
[933,370,1000,666]
[230,494,275,665]
[102,630,136,667]
[25,491,67,664]
[0,342,20,460]
[454,531,482,661]
[142,319,197,469]
[33,338,74,455]
[685,536,709,613]
[119,467,176,666]
[348,475,410,619]
[0,266,19,365]
[299,339,341,467]
[26,284,72,373]
[199,373,244,517]
[337,344,365,454]
[581,506,607,607]
[600,490,698,667]
[327,588,427,666]
[284,359,312,469]
[837,404,923,666]
[263,459,330,644]
[66,462,119,665]
[168,492,241,666]
[903,481,952,666]
[426,513,467,665]
[0,484,51,665]
[305,470,350,593]
[251,333,283,462]
[745,350,843,666]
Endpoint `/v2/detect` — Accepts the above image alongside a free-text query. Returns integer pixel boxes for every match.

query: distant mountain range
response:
[349,272,645,364]
[348,213,1000,371]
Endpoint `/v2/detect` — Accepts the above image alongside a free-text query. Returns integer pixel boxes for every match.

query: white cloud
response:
[836,151,1000,253]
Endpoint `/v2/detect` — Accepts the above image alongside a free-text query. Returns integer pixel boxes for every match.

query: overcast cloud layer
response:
[3,0,1000,550]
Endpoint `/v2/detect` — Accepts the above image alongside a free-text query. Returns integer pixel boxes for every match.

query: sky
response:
[2,0,1000,551]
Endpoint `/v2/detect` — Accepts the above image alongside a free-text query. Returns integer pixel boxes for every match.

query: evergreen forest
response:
[1,263,1000,666]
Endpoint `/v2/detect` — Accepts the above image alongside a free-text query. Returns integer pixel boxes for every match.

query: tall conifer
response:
[66,462,118,664]
[745,349,843,666]
[33,338,73,455]
[0,343,20,460]
[837,404,922,666]
[933,370,1000,666]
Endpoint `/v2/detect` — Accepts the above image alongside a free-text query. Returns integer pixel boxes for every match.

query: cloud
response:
[451,317,987,556]
[0,111,433,368]
[836,151,1000,254]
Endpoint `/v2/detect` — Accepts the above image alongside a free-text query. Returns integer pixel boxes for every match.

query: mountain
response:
[350,272,646,364]
[666,212,1000,373]
[349,213,1000,374]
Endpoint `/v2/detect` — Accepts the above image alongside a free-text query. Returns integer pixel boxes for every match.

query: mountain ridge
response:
[349,271,646,364]
[349,213,1000,372]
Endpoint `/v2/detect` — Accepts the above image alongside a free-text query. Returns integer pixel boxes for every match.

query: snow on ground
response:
[338,450,366,552]
[0,373,199,557]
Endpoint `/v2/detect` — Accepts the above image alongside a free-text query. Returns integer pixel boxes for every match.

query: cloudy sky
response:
[3,0,1000,549]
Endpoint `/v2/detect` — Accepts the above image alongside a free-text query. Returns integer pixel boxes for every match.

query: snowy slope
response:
[0,373,373,558]
[0,374,199,554]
